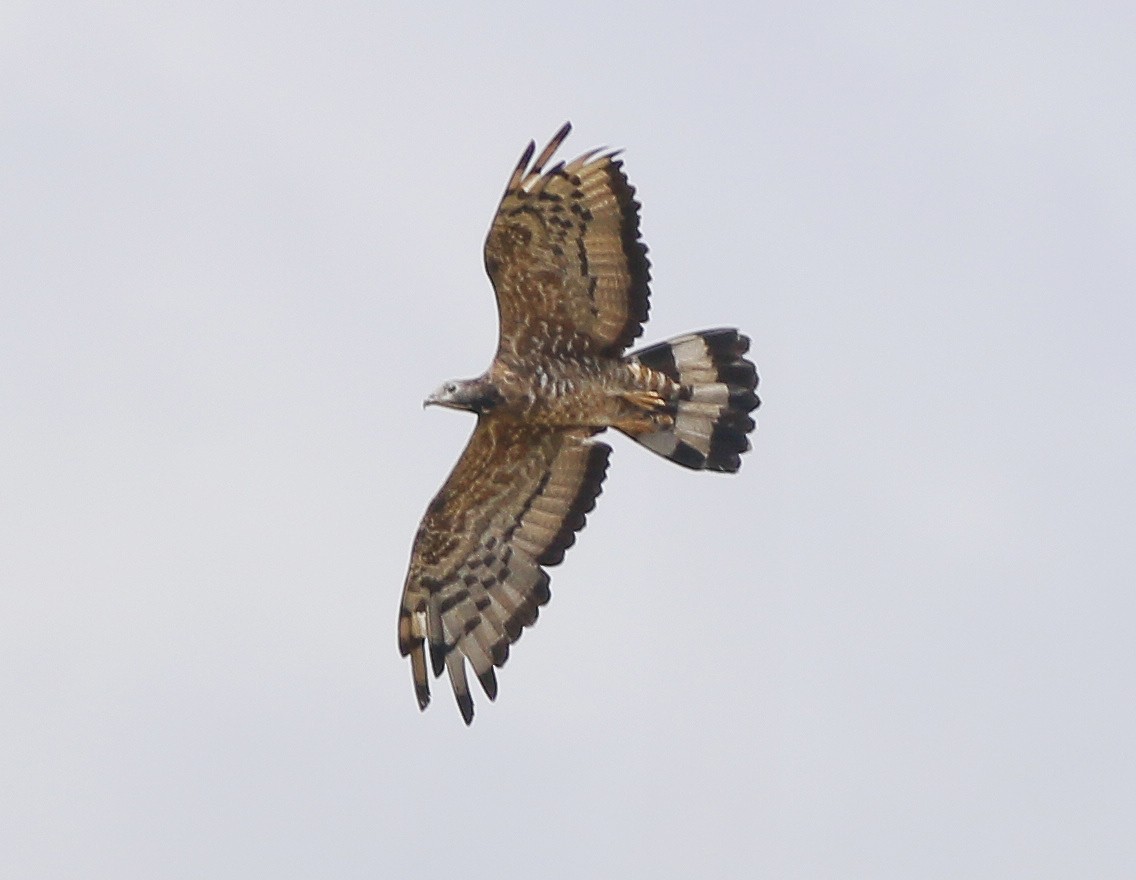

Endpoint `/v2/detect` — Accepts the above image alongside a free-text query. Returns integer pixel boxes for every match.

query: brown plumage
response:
[398,123,760,723]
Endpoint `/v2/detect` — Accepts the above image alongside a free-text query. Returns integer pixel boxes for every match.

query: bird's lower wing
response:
[398,417,610,724]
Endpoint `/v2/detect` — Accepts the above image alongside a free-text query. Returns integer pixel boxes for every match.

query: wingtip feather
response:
[410,645,431,711]
[445,650,475,725]
[478,667,499,701]
[506,140,536,192]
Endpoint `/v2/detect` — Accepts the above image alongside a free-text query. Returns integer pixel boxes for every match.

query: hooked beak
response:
[422,380,480,413]
[423,386,457,410]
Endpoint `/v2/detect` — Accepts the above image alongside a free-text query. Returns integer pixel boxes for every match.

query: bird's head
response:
[423,377,502,414]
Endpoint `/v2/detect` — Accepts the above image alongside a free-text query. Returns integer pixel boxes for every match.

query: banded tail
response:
[624,328,760,473]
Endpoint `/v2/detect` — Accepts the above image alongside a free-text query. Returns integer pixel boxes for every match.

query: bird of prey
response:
[397,123,760,724]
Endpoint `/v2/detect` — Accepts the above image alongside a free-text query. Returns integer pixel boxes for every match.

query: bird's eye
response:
[446,382,457,394]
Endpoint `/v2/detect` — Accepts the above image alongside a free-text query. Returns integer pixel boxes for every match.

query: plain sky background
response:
[3,2,1134,877]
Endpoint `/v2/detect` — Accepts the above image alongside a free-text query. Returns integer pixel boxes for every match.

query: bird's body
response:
[468,347,675,433]
[398,124,760,723]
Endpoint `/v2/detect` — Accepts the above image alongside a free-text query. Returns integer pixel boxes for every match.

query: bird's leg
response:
[613,390,674,436]
[619,390,668,411]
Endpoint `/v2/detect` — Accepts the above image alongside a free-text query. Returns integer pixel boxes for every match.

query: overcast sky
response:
[3,2,1134,877]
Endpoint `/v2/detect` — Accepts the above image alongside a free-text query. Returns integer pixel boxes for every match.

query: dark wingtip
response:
[478,667,499,701]
[457,693,474,725]
[429,643,446,678]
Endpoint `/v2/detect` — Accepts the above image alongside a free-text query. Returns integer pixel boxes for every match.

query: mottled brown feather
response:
[398,417,610,724]
[484,122,651,358]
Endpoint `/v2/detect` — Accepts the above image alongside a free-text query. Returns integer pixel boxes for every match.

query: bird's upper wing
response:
[483,123,652,358]
[398,416,611,724]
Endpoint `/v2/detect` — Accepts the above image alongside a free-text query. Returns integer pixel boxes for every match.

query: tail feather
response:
[625,328,760,473]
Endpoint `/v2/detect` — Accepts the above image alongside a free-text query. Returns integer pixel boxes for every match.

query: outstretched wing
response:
[484,122,652,358]
[398,418,610,724]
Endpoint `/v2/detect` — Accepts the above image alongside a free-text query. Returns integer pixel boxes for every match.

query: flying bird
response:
[397,123,760,723]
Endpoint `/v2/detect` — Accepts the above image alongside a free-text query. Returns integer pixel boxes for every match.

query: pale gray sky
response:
[3,2,1134,877]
